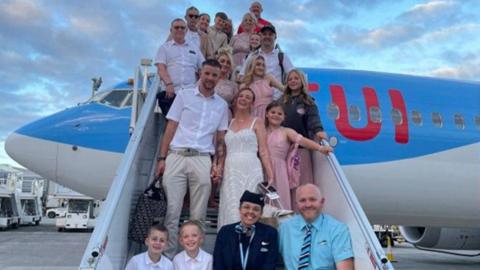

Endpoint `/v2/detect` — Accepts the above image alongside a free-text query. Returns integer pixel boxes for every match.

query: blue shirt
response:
[279,214,353,270]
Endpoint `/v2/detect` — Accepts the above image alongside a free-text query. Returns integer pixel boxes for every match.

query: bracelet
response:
[165,82,173,86]
[157,156,166,161]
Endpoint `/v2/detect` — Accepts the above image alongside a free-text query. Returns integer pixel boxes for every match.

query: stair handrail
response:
[79,62,159,270]
[322,140,394,270]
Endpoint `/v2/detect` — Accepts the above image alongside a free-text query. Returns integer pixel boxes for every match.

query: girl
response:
[240,55,284,119]
[280,69,327,203]
[265,101,332,209]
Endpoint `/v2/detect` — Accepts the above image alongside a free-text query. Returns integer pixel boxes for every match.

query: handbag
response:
[286,134,302,189]
[128,176,167,243]
[258,183,294,228]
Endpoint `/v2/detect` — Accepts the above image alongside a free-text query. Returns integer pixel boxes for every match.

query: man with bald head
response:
[238,1,272,33]
[279,184,354,270]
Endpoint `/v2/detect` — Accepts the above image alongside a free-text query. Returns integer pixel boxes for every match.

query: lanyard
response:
[239,231,255,270]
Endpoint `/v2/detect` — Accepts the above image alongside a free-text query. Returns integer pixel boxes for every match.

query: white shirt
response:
[185,29,201,50]
[173,249,213,270]
[125,252,173,270]
[167,87,228,154]
[154,40,205,93]
[240,47,294,99]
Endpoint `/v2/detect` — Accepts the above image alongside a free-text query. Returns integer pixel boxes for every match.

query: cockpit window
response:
[87,90,132,108]
[100,90,130,107]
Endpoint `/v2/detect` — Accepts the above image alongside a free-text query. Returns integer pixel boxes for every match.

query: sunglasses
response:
[188,14,199,19]
[173,26,186,30]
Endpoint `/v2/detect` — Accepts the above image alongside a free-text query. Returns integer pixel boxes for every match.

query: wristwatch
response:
[157,156,166,161]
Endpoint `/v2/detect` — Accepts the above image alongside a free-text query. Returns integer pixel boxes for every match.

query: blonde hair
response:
[216,46,235,76]
[242,55,265,87]
[179,220,205,236]
[282,69,315,106]
[242,12,257,30]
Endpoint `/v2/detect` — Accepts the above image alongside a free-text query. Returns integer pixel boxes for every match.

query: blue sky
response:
[1,0,479,166]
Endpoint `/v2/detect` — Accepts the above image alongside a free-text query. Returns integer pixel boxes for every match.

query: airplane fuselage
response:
[6,68,480,228]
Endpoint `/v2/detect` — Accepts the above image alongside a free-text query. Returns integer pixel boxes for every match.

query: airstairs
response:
[79,61,394,269]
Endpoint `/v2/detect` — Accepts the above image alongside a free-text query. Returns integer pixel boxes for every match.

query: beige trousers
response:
[162,153,211,257]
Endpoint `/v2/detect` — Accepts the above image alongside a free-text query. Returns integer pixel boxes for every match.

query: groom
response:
[156,59,229,257]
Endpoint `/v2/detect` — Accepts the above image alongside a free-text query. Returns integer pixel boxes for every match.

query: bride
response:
[217,87,274,229]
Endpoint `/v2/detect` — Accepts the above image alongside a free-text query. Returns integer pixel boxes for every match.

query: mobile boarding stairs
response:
[79,60,394,270]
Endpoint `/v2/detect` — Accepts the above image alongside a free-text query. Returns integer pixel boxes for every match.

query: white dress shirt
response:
[173,249,213,270]
[154,40,205,92]
[167,87,228,154]
[125,252,173,270]
[185,29,201,50]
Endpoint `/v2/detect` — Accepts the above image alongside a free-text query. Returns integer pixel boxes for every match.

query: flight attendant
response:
[213,190,279,270]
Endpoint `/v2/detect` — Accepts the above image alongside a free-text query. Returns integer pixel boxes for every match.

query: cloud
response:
[429,51,480,80]
[332,0,469,50]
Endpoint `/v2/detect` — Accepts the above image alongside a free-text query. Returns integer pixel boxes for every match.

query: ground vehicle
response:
[56,196,100,231]
[0,172,20,230]
[18,194,42,225]
[46,207,67,219]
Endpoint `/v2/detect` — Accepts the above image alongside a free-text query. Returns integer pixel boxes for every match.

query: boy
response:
[125,224,173,270]
[173,220,213,270]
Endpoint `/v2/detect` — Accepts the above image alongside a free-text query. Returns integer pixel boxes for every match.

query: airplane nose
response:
[5,131,58,181]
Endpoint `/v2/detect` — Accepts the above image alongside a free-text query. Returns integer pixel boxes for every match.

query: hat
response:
[260,24,276,34]
[240,190,265,208]
[215,12,228,21]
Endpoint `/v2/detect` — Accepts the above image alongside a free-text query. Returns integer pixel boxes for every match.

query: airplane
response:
[5,67,480,252]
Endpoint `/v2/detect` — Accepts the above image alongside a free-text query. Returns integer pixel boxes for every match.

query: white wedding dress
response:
[217,118,263,230]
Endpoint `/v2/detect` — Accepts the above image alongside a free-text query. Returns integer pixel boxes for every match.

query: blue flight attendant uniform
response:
[213,222,279,270]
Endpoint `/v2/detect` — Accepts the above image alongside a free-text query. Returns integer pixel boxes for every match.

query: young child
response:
[125,224,173,270]
[265,101,332,210]
[173,220,213,270]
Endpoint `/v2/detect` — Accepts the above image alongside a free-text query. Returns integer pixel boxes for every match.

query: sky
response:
[1,0,479,166]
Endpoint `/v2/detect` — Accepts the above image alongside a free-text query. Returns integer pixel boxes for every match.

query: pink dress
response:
[215,79,238,104]
[250,79,274,120]
[267,127,292,210]
[229,33,250,67]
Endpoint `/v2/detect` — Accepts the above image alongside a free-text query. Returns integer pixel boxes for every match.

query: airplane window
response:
[327,103,339,120]
[391,109,403,125]
[432,112,443,128]
[370,107,382,123]
[411,110,423,126]
[349,105,361,121]
[100,90,130,107]
[454,114,465,130]
[475,116,480,129]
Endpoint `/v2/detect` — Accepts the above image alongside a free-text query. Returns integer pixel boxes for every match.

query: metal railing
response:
[313,140,394,270]
[79,61,162,270]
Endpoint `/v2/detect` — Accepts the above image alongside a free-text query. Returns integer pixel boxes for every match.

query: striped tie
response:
[298,224,313,269]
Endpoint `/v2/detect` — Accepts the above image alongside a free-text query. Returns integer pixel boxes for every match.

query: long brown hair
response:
[264,101,285,127]
[282,69,315,106]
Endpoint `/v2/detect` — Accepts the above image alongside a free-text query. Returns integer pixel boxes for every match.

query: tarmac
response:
[0,218,479,270]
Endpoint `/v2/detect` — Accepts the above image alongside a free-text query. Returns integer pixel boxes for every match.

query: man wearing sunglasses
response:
[155,18,205,98]
[183,6,214,60]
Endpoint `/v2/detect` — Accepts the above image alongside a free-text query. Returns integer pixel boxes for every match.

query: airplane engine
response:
[399,226,480,250]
